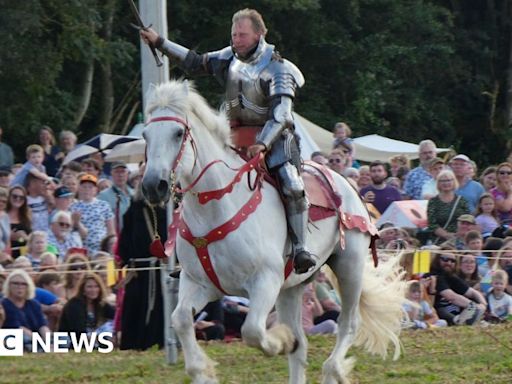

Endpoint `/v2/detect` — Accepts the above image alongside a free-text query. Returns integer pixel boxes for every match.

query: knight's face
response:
[231,18,260,58]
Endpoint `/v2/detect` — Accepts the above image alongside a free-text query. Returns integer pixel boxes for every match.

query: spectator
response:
[47,211,83,261]
[39,251,58,272]
[34,270,64,331]
[480,166,497,192]
[490,162,512,224]
[7,185,31,258]
[486,270,512,321]
[25,173,53,232]
[25,231,48,271]
[403,139,437,200]
[97,178,112,192]
[38,126,62,177]
[194,300,225,341]
[428,251,487,326]
[98,161,134,233]
[63,253,90,300]
[465,230,488,275]
[0,168,13,188]
[80,158,102,179]
[360,161,401,214]
[52,186,87,241]
[222,296,249,338]
[456,253,481,290]
[474,192,500,238]
[327,149,347,175]
[357,165,371,190]
[421,157,445,200]
[343,167,360,188]
[427,170,470,244]
[332,122,353,149]
[389,154,410,178]
[310,151,328,166]
[0,126,14,170]
[59,272,115,336]
[440,214,477,250]
[70,174,114,255]
[1,269,50,348]
[0,187,10,254]
[402,280,447,329]
[450,154,484,212]
[59,161,82,180]
[58,131,77,159]
[334,140,358,169]
[301,283,337,335]
[60,174,79,197]
[313,269,341,323]
[10,144,53,188]
[479,238,505,293]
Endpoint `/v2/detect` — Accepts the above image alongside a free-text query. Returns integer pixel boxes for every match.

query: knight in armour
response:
[141,8,316,274]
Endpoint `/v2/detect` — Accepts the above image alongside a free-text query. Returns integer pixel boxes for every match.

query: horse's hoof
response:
[294,251,316,274]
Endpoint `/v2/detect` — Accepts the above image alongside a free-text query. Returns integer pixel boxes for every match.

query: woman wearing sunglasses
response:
[47,211,83,261]
[490,162,512,224]
[7,185,31,258]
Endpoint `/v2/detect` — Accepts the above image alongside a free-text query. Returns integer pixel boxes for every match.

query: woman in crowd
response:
[357,165,372,190]
[490,162,512,225]
[59,272,115,335]
[480,166,497,192]
[456,253,481,290]
[47,210,83,260]
[7,185,31,258]
[0,187,10,254]
[427,170,470,243]
[1,269,50,347]
[63,253,90,300]
[38,126,62,177]
[70,174,114,255]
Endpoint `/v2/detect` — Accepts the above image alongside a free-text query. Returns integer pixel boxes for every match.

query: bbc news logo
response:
[0,329,114,356]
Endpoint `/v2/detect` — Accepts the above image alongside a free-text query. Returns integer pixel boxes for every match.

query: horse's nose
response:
[142,177,170,204]
[157,179,169,197]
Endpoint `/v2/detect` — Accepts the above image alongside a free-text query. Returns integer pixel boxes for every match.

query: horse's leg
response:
[276,285,308,384]
[242,273,296,357]
[172,275,218,384]
[322,232,367,384]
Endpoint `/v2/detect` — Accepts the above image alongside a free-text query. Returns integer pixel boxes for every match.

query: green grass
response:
[1,324,511,384]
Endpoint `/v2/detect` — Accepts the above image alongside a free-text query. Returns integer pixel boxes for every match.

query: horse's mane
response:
[144,80,232,146]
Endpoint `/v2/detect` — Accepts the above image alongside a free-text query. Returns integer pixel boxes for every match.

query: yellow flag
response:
[413,250,431,274]
[106,259,117,287]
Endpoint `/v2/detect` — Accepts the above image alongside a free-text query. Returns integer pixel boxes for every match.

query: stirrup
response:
[293,250,316,274]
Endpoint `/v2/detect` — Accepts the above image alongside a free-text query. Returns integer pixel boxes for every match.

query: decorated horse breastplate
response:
[225,40,275,126]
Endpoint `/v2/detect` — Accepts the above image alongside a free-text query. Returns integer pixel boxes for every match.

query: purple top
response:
[360,185,402,214]
[490,187,512,223]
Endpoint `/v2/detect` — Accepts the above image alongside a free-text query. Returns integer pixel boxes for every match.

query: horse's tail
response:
[354,256,406,360]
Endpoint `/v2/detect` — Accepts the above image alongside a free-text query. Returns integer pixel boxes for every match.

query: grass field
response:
[2,323,511,384]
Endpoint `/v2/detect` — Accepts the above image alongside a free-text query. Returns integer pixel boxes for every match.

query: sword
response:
[127,0,163,67]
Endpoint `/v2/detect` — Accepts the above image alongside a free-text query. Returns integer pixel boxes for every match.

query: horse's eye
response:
[175,130,183,140]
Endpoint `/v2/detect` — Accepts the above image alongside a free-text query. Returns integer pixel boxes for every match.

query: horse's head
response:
[142,81,195,204]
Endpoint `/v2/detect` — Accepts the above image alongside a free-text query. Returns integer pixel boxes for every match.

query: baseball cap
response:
[451,154,470,162]
[111,161,128,170]
[457,214,476,224]
[79,173,98,185]
[54,186,74,198]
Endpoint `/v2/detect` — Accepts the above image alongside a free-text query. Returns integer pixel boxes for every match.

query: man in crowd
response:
[360,161,401,214]
[450,154,484,212]
[403,139,437,200]
[440,214,477,250]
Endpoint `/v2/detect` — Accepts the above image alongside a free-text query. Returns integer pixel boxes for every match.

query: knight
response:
[140,8,316,274]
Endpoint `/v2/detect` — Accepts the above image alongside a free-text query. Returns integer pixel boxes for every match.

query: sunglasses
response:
[438,179,453,183]
[11,194,26,201]
[440,256,456,263]
[329,158,343,164]
[58,222,71,228]
[10,281,28,287]
[499,171,512,175]
[70,265,87,271]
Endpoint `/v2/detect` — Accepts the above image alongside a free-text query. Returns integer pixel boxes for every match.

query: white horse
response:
[142,80,405,384]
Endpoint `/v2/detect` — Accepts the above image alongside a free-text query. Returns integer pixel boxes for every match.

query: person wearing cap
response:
[403,139,438,200]
[427,169,470,244]
[70,174,115,255]
[98,161,134,233]
[490,162,512,224]
[449,154,484,212]
[0,167,12,188]
[421,157,445,200]
[52,186,88,241]
[440,214,477,250]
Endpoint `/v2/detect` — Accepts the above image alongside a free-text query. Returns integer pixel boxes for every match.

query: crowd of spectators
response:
[1,120,511,352]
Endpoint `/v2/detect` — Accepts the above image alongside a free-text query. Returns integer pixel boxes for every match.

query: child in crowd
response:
[486,270,512,321]
[403,280,447,329]
[465,230,488,277]
[332,122,353,148]
[10,144,53,187]
[474,193,500,238]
